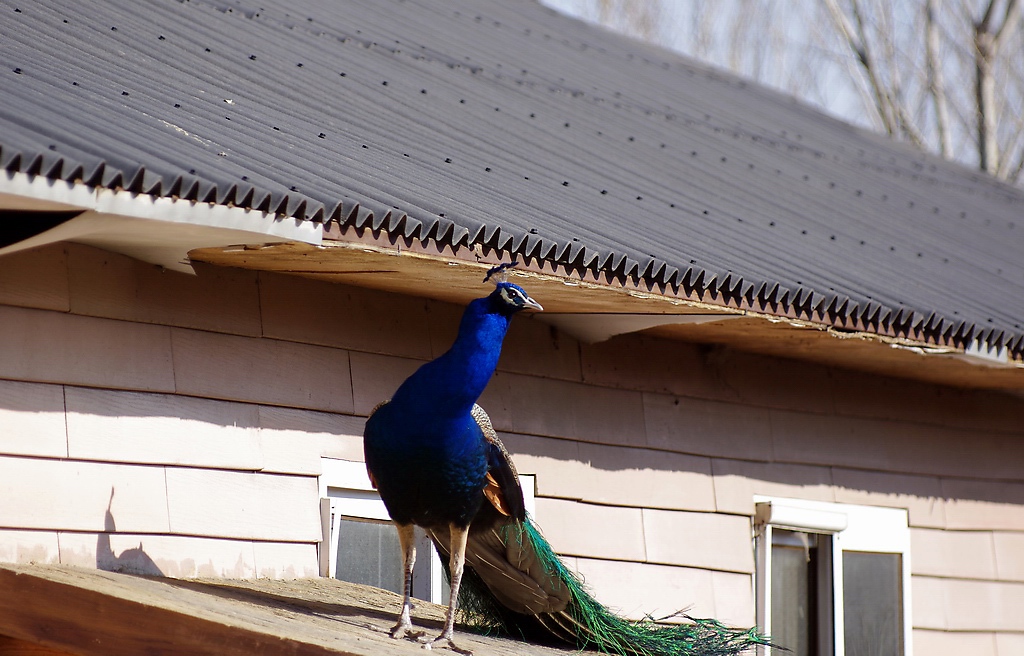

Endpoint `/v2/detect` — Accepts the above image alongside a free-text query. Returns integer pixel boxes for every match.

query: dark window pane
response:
[770,529,835,656]
[771,530,820,656]
[335,516,403,594]
[842,551,903,656]
[772,545,812,655]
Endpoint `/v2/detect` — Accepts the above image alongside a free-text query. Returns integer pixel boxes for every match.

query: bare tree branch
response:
[575,0,1024,184]
[925,0,952,157]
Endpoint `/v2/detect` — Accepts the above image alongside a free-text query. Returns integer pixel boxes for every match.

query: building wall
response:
[0,243,1022,654]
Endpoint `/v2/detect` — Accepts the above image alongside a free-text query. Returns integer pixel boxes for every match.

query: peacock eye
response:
[498,287,521,306]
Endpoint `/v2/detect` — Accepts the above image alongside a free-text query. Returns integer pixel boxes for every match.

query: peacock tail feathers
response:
[454,517,772,656]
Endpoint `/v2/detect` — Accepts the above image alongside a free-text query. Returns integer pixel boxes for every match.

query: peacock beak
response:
[523,295,543,311]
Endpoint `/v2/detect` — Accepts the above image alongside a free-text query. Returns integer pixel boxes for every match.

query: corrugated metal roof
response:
[2,0,1022,359]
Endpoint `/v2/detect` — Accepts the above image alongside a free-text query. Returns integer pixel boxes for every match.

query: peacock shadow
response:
[97,487,162,576]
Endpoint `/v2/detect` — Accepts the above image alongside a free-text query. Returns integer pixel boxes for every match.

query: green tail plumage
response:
[453,518,771,656]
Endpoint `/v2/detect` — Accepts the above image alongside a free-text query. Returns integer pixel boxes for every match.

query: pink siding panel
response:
[506,373,646,447]
[67,244,262,336]
[994,532,1024,582]
[711,570,756,628]
[348,351,423,417]
[0,243,70,312]
[831,367,1024,435]
[918,576,1024,632]
[580,335,735,401]
[770,410,997,478]
[911,576,947,630]
[65,387,263,470]
[910,528,997,580]
[0,529,61,565]
[913,630,997,656]
[572,557,716,623]
[0,455,170,533]
[257,405,365,474]
[170,328,353,414]
[58,532,257,579]
[533,497,646,562]
[643,392,774,461]
[165,468,321,542]
[712,351,838,415]
[476,369,513,432]
[642,509,754,573]
[832,468,946,528]
[499,432,585,500]
[0,305,175,392]
[995,632,1024,656]
[260,272,433,359]
[711,459,834,515]
[942,479,1024,531]
[252,542,320,578]
[497,313,582,381]
[575,442,716,512]
[504,434,716,512]
[0,379,67,459]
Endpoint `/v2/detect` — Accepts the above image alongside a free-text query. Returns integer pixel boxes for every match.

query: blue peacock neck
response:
[392,295,511,421]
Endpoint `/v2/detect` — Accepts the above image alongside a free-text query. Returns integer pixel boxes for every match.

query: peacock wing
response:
[471,404,526,521]
[430,518,571,615]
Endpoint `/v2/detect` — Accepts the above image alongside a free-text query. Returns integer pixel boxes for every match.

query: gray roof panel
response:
[2,0,1022,357]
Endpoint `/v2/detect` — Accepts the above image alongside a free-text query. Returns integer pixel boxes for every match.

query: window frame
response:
[318,457,536,604]
[753,496,913,656]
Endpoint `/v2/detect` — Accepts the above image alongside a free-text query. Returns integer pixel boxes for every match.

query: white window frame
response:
[753,496,913,656]
[318,457,535,604]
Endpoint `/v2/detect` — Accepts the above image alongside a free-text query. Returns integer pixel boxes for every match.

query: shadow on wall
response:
[98,487,162,576]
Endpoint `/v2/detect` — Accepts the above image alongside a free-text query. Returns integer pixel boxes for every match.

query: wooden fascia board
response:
[0,566,343,656]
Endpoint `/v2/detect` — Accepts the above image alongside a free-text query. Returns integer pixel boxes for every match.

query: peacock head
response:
[483,261,542,315]
[490,281,543,315]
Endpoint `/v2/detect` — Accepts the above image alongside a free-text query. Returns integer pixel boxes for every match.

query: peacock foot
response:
[421,632,472,655]
[389,620,425,641]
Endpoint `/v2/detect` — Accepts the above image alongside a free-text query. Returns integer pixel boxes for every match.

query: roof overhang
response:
[1,175,1021,391]
[0,172,319,272]
[187,230,1024,392]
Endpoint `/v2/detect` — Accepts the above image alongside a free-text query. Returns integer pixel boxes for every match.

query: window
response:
[318,458,535,604]
[754,497,912,656]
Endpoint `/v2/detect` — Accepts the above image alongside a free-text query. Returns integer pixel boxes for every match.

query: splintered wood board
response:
[188,240,1024,390]
[0,564,582,656]
[187,240,725,316]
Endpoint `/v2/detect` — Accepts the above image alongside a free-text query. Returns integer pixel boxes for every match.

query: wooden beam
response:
[0,635,76,656]
[0,566,348,656]
[0,564,566,656]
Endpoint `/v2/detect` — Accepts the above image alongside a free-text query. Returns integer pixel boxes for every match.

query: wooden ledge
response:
[0,564,577,656]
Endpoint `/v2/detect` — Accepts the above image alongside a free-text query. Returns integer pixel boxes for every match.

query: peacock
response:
[362,264,770,656]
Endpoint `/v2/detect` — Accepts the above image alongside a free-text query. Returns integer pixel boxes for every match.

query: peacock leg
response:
[390,523,424,640]
[423,523,472,655]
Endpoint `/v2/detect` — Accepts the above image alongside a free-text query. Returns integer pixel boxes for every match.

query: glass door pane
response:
[771,530,826,656]
[842,551,903,656]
